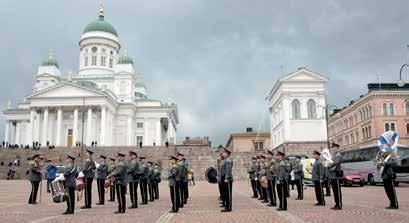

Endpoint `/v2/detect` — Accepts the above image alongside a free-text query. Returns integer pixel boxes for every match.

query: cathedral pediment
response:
[281,68,328,82]
[28,82,105,99]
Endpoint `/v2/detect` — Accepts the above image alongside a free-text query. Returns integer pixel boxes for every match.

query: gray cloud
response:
[1,0,409,146]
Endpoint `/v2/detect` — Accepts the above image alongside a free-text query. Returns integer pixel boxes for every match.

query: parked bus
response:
[340,145,409,186]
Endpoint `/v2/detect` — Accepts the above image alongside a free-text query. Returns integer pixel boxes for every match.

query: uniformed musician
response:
[293,156,304,200]
[328,142,343,210]
[108,157,116,202]
[63,154,77,215]
[247,156,258,198]
[168,156,180,213]
[127,151,140,209]
[147,161,155,202]
[153,163,161,200]
[266,150,277,207]
[28,154,42,205]
[81,148,96,209]
[176,154,186,208]
[138,156,149,205]
[176,152,189,205]
[258,154,268,203]
[111,152,128,214]
[220,147,233,212]
[96,155,108,205]
[276,151,288,211]
[312,150,325,206]
[382,154,399,209]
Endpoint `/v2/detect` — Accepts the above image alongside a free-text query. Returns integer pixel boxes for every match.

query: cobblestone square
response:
[0,180,408,223]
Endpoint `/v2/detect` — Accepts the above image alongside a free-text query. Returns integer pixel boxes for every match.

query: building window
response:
[102,48,106,53]
[307,99,316,118]
[355,132,359,142]
[100,56,106,66]
[383,103,388,116]
[84,56,88,66]
[351,133,355,143]
[406,102,409,115]
[91,55,97,66]
[385,123,390,131]
[389,103,395,115]
[254,141,264,151]
[292,99,301,119]
[137,122,144,128]
[391,123,395,131]
[406,123,409,134]
[109,58,113,68]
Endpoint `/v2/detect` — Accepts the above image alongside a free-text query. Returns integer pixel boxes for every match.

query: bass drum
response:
[260,176,268,188]
[51,180,68,203]
[205,167,218,184]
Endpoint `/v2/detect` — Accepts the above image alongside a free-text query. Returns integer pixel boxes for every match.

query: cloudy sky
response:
[1,0,409,146]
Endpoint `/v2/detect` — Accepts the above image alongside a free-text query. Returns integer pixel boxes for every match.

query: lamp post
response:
[80,97,85,168]
[318,102,337,149]
[398,64,409,87]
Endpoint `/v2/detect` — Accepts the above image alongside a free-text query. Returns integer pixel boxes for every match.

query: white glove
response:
[53,174,65,183]
[78,171,84,178]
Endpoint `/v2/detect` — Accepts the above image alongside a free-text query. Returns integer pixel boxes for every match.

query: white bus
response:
[340,145,409,186]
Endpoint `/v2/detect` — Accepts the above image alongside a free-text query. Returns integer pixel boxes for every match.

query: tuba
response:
[205,167,218,184]
[376,131,399,175]
[321,148,333,168]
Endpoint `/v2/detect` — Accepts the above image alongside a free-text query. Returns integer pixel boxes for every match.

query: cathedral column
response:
[15,122,20,145]
[73,108,79,145]
[86,107,93,145]
[29,109,35,145]
[4,121,10,145]
[144,119,149,146]
[156,119,162,146]
[56,107,63,146]
[127,116,133,146]
[42,108,49,145]
[100,106,106,146]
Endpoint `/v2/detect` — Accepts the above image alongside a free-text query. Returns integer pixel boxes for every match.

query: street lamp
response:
[318,103,337,149]
[398,64,409,87]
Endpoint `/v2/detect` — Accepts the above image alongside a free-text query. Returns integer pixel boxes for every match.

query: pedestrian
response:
[96,155,108,205]
[28,154,42,204]
[294,156,304,200]
[127,151,140,209]
[276,151,288,211]
[328,142,343,210]
[110,152,128,214]
[80,148,96,209]
[266,149,277,207]
[220,147,233,212]
[46,160,57,193]
[108,157,116,202]
[312,150,325,206]
[168,155,180,213]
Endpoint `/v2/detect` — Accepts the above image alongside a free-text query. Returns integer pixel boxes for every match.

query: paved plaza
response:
[0,180,408,223]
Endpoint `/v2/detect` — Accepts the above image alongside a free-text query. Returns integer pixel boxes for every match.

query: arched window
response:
[307,99,316,118]
[382,103,388,116]
[359,110,363,121]
[405,102,409,115]
[292,99,301,119]
[389,103,395,115]
[368,106,372,117]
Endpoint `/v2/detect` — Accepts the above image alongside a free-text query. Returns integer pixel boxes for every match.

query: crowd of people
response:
[26,148,191,215]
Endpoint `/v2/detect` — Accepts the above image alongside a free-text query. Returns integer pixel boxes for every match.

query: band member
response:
[255,155,263,201]
[258,155,268,203]
[147,161,155,202]
[266,150,276,207]
[323,166,331,197]
[293,156,304,200]
[176,152,189,205]
[328,142,343,210]
[28,154,42,204]
[382,155,399,209]
[217,152,224,206]
[111,152,128,214]
[220,147,233,212]
[96,155,108,205]
[284,157,291,197]
[276,151,288,211]
[168,156,180,213]
[81,148,96,209]
[108,157,116,202]
[153,163,161,199]
[176,154,186,208]
[312,150,325,206]
[63,154,78,215]
[127,151,140,209]
[248,156,258,198]
[138,156,149,205]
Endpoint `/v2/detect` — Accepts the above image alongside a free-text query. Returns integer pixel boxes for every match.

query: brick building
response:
[328,83,409,152]
[225,128,271,152]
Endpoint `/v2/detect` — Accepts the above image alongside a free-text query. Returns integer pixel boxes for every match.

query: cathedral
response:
[2,4,179,147]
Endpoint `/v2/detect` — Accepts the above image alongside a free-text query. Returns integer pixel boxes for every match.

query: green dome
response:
[118,55,134,65]
[135,79,145,87]
[83,17,118,37]
[41,54,59,68]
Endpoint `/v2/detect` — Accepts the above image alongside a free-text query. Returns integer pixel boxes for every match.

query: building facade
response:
[328,83,409,152]
[2,4,178,147]
[225,128,271,153]
[267,68,328,155]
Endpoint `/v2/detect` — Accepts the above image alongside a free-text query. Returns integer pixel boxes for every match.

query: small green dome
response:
[83,17,118,37]
[118,54,134,65]
[41,50,59,68]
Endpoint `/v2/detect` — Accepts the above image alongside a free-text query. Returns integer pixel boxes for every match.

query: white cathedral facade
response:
[2,5,178,147]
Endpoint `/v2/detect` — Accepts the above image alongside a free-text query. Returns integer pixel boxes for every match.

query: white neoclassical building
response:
[267,68,328,155]
[2,5,178,147]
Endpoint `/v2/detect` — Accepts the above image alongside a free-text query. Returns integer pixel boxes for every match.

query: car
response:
[342,174,365,187]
